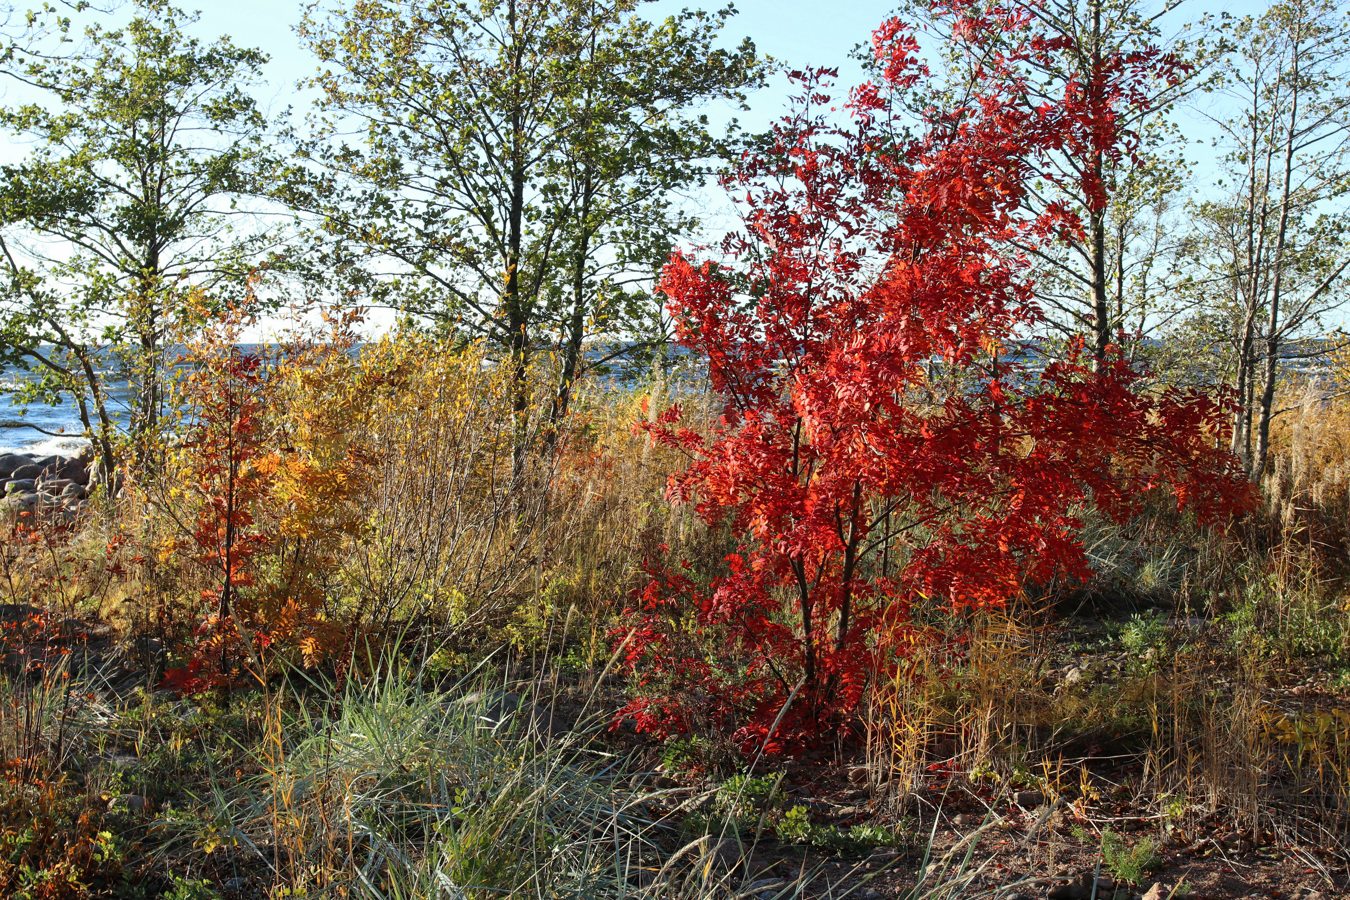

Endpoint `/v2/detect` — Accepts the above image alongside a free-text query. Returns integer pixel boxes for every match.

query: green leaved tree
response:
[290,0,762,448]
[1181,0,1350,479]
[0,0,286,480]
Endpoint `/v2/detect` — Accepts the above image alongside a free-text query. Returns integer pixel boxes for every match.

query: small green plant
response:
[769,804,905,855]
[659,736,706,777]
[1120,611,1168,673]
[809,822,906,855]
[775,804,813,843]
[160,875,222,900]
[1075,826,1160,884]
[714,773,784,825]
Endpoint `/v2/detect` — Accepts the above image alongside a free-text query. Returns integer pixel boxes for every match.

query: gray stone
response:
[10,463,41,480]
[0,454,30,477]
[38,478,71,495]
[1139,885,1165,900]
[109,793,150,815]
[708,836,742,871]
[1062,666,1088,688]
[748,878,787,898]
[48,457,88,485]
[1015,790,1046,808]
[103,752,140,771]
[4,478,35,496]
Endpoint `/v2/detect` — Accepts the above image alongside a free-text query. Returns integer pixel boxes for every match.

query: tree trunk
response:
[552,182,593,427]
[1253,38,1302,481]
[504,0,531,486]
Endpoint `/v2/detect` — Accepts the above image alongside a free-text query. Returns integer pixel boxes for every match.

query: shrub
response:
[619,12,1251,755]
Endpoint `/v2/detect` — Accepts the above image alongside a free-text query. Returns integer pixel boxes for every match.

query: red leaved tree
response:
[162,303,275,696]
[618,7,1251,755]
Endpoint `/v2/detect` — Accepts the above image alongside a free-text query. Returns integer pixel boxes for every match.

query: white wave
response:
[0,434,90,458]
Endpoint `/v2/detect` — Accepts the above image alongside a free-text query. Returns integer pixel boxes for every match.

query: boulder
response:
[47,457,88,485]
[38,478,71,495]
[4,479,35,496]
[10,463,41,480]
[108,793,151,816]
[0,454,30,478]
[60,483,87,501]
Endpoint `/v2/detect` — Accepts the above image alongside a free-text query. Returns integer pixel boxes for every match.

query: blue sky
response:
[197,0,887,118]
[197,0,1271,122]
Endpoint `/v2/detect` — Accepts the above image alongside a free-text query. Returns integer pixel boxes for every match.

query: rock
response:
[103,752,140,771]
[848,765,872,786]
[60,483,87,501]
[0,454,30,477]
[109,793,150,815]
[38,477,71,495]
[1140,884,1165,900]
[10,463,41,480]
[1047,883,1090,900]
[0,494,34,519]
[1015,789,1046,809]
[47,457,88,485]
[126,635,167,675]
[708,835,742,871]
[747,877,787,898]
[4,478,35,496]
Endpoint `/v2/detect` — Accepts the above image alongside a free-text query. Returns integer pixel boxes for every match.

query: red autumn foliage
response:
[616,9,1253,756]
[161,309,273,696]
